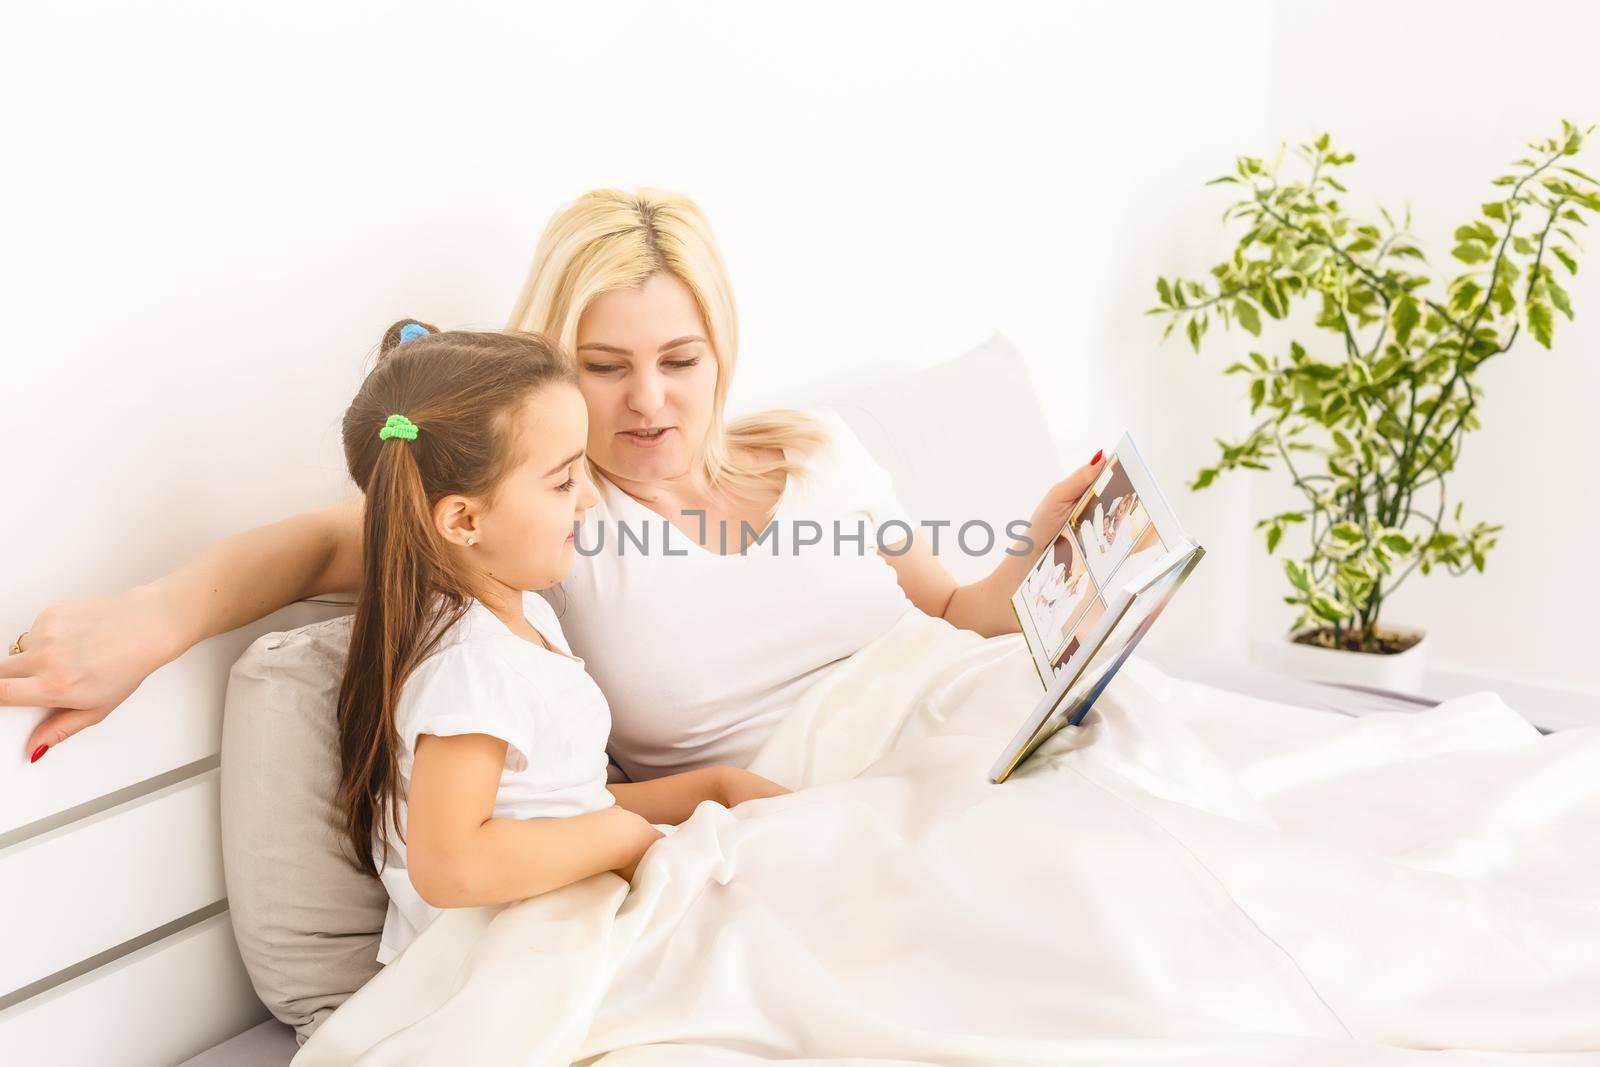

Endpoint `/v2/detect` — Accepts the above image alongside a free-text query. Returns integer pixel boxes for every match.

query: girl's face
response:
[573,271,720,486]
[445,383,598,591]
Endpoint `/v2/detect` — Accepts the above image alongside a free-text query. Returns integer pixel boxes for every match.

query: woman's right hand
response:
[714,766,792,808]
[3,585,185,763]
[4,496,365,765]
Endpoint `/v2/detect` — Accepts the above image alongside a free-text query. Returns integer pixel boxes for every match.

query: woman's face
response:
[574,271,720,486]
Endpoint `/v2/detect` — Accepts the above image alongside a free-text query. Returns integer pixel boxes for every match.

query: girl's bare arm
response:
[405,732,663,907]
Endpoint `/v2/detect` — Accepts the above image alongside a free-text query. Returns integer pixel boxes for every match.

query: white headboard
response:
[0,599,352,1063]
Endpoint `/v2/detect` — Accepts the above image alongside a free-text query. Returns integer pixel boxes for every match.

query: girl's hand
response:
[4,586,184,763]
[1021,450,1106,555]
[715,766,792,808]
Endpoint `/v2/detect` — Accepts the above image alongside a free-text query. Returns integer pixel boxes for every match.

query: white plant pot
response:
[1250,625,1430,695]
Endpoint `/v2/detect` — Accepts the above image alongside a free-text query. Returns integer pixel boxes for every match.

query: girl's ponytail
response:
[337,418,470,877]
[335,322,573,877]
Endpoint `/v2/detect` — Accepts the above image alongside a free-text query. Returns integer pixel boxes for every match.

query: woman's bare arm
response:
[884,535,1027,638]
[607,768,726,825]
[5,495,365,760]
[880,452,1105,639]
[159,494,365,650]
[406,732,663,906]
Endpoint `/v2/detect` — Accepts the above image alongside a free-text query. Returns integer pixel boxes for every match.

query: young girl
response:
[335,320,789,965]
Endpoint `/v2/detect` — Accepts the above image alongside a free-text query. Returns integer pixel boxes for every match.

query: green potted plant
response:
[1152,121,1598,690]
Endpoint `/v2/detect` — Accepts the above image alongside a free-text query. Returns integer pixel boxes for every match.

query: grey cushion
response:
[221,613,387,1045]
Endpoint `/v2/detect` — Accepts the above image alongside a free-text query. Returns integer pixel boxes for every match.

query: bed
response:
[191,655,1453,1067]
[3,334,1576,1067]
[168,661,1449,1067]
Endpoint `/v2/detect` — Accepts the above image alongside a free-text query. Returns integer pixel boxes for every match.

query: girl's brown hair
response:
[336,320,575,877]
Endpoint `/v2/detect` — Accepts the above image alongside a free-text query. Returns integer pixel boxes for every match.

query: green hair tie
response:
[379,414,419,441]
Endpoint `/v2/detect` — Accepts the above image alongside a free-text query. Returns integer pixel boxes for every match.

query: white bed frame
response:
[0,599,352,1065]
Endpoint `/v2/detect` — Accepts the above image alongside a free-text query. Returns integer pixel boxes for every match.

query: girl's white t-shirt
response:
[542,407,917,782]
[373,591,615,965]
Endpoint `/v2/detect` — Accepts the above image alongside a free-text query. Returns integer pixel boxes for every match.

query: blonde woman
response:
[6,189,1104,777]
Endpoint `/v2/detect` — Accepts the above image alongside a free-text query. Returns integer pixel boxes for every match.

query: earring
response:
[466,537,477,546]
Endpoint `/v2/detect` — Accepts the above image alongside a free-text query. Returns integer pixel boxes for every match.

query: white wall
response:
[17,2,1591,724]
[1262,0,1600,713]
[1,0,1270,697]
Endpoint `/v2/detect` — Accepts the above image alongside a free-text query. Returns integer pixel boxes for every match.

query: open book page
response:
[1012,435,1191,685]
[996,434,1206,781]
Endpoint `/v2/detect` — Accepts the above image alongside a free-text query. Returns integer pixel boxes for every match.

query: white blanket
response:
[293,613,1600,1066]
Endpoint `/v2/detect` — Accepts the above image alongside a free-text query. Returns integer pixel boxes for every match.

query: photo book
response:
[991,432,1205,782]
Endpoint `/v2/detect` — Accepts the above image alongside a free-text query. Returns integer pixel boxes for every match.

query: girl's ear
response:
[433,494,481,547]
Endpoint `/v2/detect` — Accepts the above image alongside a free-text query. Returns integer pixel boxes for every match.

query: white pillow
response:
[827,332,1062,584]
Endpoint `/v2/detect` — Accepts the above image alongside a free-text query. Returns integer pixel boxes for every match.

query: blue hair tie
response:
[399,323,431,344]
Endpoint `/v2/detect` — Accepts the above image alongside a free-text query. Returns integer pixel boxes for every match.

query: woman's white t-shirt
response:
[373,591,615,965]
[543,407,917,782]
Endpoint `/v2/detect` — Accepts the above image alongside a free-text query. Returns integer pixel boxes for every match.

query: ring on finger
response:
[9,631,27,656]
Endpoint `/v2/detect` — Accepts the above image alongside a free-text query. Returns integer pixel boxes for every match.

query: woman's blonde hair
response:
[507,188,826,502]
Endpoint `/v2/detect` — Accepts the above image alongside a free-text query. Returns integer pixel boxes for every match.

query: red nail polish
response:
[29,744,48,764]
[1090,449,1104,466]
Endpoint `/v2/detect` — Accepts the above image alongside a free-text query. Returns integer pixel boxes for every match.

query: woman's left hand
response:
[716,767,791,808]
[1020,449,1106,554]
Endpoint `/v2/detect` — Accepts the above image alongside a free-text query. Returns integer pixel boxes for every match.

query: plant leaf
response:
[1311,594,1350,622]
[1390,294,1421,348]
[1329,521,1364,544]
[1529,299,1554,347]
[1381,531,1413,554]
[1236,299,1262,336]
[1546,274,1575,319]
